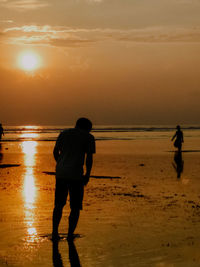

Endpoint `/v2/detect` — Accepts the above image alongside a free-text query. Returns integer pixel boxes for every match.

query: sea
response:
[2,125,200,142]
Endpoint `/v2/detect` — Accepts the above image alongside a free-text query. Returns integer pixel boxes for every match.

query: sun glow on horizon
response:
[18,51,41,71]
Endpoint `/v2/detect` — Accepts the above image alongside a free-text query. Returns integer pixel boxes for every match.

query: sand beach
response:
[0,132,200,266]
[1,0,200,264]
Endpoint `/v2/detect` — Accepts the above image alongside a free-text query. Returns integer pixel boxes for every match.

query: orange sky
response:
[1,0,200,125]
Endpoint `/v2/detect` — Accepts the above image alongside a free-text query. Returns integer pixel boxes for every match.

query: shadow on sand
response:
[43,171,121,179]
[0,164,20,168]
[168,150,200,153]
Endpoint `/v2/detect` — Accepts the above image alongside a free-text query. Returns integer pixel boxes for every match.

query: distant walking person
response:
[171,125,184,152]
[0,124,4,141]
[52,118,95,240]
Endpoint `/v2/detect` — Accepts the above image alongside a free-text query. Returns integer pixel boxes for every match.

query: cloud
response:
[85,0,103,3]
[114,27,200,43]
[49,38,97,47]
[6,35,97,47]
[0,19,13,23]
[3,25,102,47]
[0,0,50,10]
[0,0,103,10]
[4,25,58,33]
[2,24,200,47]
[3,25,104,34]
[175,0,200,3]
[74,0,103,3]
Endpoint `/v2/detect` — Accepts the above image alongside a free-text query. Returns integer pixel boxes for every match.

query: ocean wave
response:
[2,125,200,142]
[1,137,136,142]
[4,125,200,133]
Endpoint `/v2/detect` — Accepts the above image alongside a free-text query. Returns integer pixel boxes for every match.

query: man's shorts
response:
[54,179,84,210]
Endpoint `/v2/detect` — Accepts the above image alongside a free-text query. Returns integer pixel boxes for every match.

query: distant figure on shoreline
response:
[0,124,4,141]
[171,125,184,152]
[52,118,96,240]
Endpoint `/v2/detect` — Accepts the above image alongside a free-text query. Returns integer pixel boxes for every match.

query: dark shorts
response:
[54,180,84,210]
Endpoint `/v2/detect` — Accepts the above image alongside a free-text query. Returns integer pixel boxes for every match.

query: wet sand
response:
[0,138,200,266]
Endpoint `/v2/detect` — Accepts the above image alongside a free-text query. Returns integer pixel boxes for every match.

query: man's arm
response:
[171,133,176,141]
[84,153,93,185]
[53,132,63,162]
[53,146,60,162]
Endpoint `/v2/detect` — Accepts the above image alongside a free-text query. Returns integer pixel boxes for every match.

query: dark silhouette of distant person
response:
[171,125,184,152]
[0,124,4,141]
[52,118,95,240]
[52,239,81,267]
[172,151,184,178]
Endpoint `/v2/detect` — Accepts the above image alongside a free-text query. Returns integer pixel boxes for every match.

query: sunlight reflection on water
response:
[24,168,36,205]
[21,140,39,243]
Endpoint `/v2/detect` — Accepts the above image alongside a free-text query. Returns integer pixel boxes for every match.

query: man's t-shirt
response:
[55,128,95,181]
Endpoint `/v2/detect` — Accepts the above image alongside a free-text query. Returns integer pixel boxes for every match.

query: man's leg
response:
[68,182,84,239]
[178,144,182,152]
[68,209,80,238]
[52,180,68,239]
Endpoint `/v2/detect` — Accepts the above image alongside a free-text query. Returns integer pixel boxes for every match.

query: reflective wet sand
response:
[0,138,200,266]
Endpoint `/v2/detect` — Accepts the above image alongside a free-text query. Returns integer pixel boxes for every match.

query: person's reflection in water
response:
[0,123,4,141]
[52,240,63,267]
[68,239,82,267]
[0,143,3,163]
[172,151,184,178]
[52,239,82,267]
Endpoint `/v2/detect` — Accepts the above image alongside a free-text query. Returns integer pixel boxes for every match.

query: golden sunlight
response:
[21,140,39,243]
[18,51,41,71]
[20,126,40,140]
[21,141,37,203]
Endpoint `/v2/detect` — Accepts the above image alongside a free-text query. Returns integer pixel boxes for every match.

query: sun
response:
[18,51,41,71]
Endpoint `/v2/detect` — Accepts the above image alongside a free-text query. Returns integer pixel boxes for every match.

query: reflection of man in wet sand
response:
[0,143,3,163]
[0,124,4,141]
[171,125,184,152]
[172,151,184,178]
[52,239,81,267]
[52,118,95,240]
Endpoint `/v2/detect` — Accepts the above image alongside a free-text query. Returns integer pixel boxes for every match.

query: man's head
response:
[75,118,92,132]
[176,125,181,130]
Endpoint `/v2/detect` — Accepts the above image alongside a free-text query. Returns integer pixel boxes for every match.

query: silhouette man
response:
[0,124,4,141]
[52,239,82,267]
[172,151,184,178]
[52,118,95,240]
[171,125,184,152]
